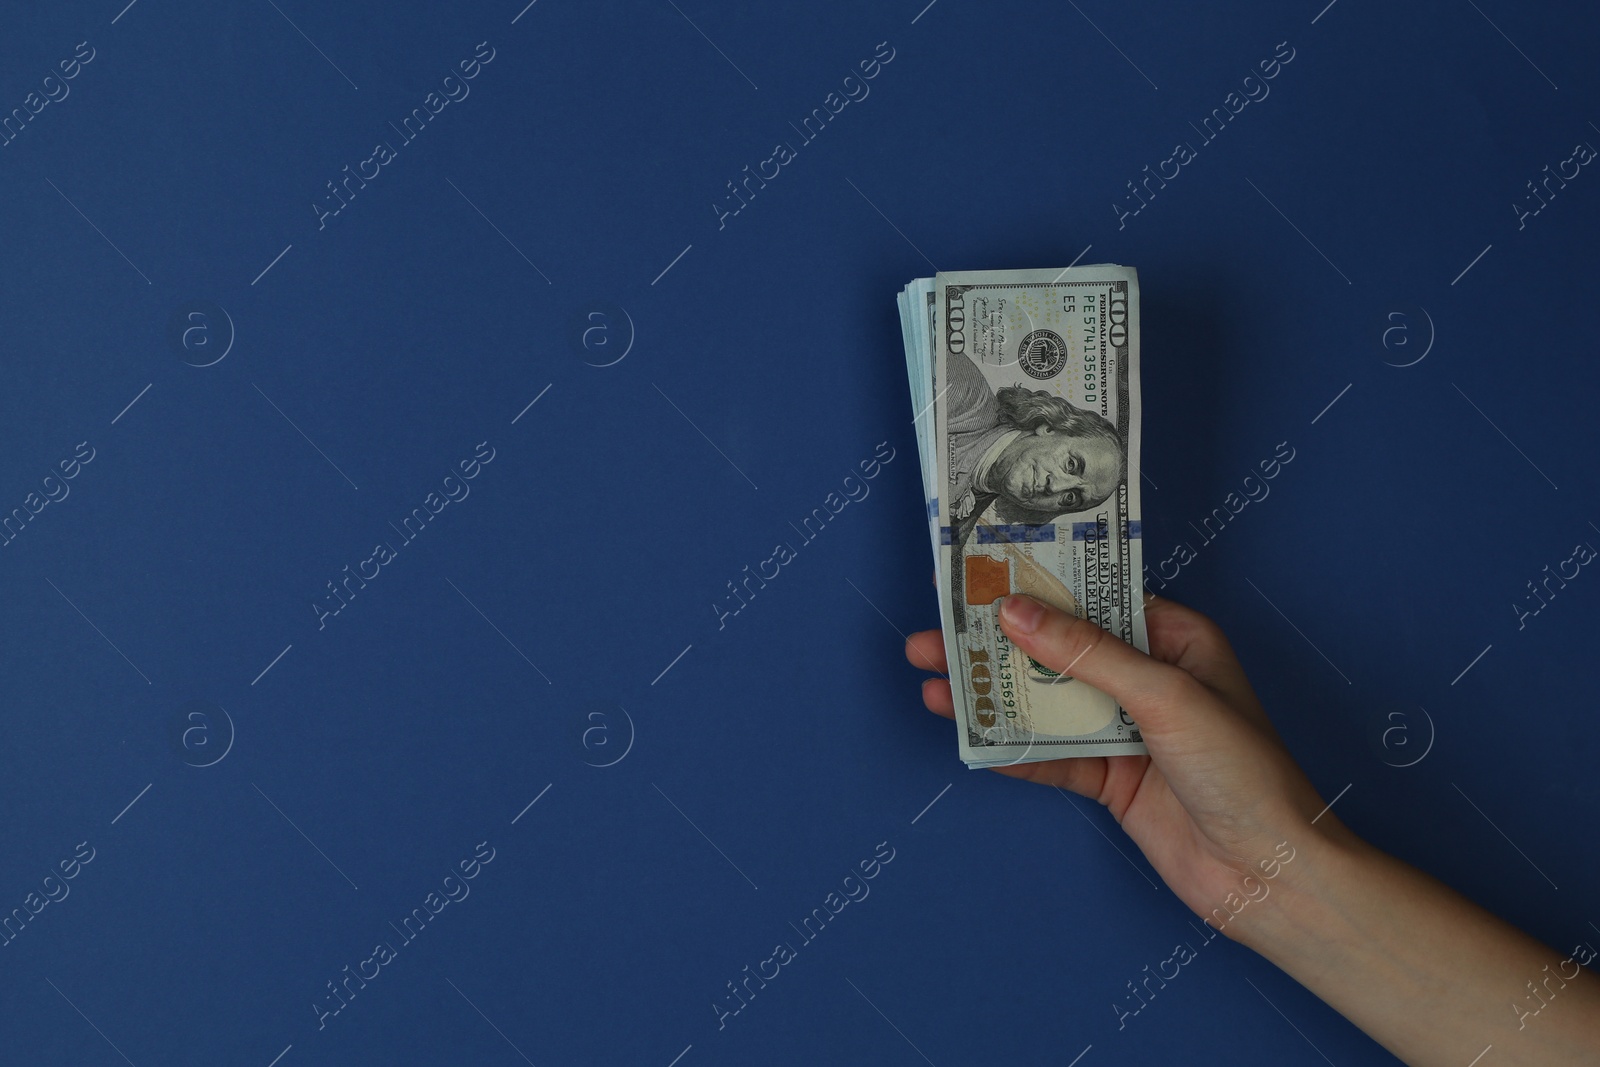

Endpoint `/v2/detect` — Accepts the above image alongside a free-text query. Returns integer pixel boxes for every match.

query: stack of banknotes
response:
[896,266,1150,767]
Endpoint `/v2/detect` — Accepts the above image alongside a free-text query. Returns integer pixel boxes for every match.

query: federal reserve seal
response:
[1017,329,1066,380]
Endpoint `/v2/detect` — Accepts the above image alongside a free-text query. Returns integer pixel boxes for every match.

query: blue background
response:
[2,1,1597,1064]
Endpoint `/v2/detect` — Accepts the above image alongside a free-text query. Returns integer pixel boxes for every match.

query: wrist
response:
[1215,818,1378,965]
[1203,816,1600,1066]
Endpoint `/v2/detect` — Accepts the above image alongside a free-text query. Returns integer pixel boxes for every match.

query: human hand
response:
[905,593,1358,932]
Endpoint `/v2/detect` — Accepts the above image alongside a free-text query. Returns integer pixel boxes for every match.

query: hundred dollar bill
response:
[900,266,1148,766]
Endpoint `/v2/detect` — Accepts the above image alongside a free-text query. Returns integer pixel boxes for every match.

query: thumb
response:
[996,594,1196,727]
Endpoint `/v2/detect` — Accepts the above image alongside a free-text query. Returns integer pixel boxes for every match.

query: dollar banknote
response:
[898,266,1148,767]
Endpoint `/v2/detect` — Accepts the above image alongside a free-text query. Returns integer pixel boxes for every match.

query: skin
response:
[983,426,1121,514]
[905,593,1600,1066]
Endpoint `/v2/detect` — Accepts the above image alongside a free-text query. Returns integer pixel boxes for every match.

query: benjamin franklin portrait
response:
[946,351,1124,543]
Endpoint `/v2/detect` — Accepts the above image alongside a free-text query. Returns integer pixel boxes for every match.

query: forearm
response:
[1227,831,1600,1067]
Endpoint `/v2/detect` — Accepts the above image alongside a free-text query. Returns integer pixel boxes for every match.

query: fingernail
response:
[999,594,1046,635]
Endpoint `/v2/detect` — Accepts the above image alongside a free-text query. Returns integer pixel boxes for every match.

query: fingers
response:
[997,595,1197,722]
[904,630,948,673]
[988,753,1114,801]
[907,629,952,716]
[912,594,1270,760]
